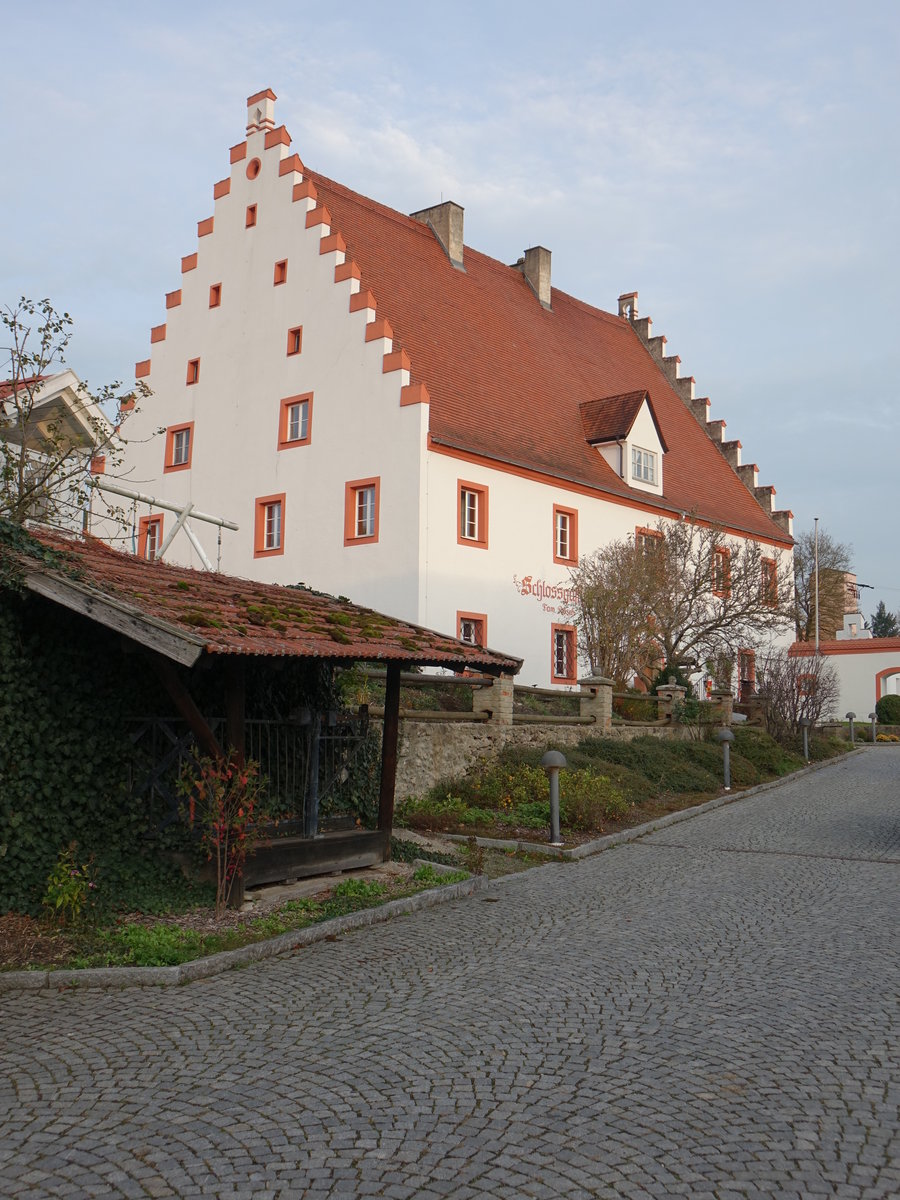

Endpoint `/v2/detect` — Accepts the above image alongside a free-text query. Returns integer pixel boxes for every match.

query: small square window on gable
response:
[277,393,312,449]
[254,493,285,557]
[246,204,258,228]
[580,390,667,496]
[209,283,222,308]
[286,326,303,356]
[274,260,288,286]
[186,358,200,385]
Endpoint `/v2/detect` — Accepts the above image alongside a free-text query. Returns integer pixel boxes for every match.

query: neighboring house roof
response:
[11,527,522,674]
[578,390,669,451]
[791,638,900,656]
[0,370,113,452]
[307,168,788,544]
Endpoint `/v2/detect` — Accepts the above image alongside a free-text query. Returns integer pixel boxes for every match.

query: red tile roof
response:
[579,390,668,451]
[308,170,789,545]
[791,639,900,656]
[13,528,522,673]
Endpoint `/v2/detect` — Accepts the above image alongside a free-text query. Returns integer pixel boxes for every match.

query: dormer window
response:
[631,447,657,485]
[579,389,667,496]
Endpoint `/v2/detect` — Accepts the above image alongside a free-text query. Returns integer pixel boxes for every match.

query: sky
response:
[3,0,899,619]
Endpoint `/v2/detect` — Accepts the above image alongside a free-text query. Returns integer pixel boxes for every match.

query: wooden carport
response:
[13,528,521,880]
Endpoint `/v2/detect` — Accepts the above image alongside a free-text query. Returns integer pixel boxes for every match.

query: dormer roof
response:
[579,390,669,453]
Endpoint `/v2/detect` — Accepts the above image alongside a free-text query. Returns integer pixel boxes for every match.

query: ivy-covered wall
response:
[0,592,157,913]
[0,583,356,914]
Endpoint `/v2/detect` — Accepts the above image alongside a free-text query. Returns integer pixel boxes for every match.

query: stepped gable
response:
[618,294,793,538]
[307,170,790,546]
[135,90,419,400]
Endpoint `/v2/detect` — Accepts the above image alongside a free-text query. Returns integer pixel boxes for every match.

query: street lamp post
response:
[799,717,811,762]
[541,750,567,847]
[715,728,735,791]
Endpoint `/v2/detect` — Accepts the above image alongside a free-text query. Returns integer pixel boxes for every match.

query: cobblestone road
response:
[2,749,898,1199]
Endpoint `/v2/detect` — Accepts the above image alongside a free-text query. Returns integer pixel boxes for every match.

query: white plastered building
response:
[104,90,795,687]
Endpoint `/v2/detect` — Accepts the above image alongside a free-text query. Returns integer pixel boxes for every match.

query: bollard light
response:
[799,716,811,762]
[541,750,567,847]
[869,712,877,744]
[715,727,735,791]
[846,711,856,744]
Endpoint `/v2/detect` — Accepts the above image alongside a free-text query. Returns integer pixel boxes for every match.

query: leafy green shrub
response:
[731,729,799,777]
[649,663,694,697]
[613,694,659,722]
[396,793,473,831]
[505,799,549,828]
[875,694,900,725]
[42,843,99,928]
[331,878,386,902]
[560,770,630,827]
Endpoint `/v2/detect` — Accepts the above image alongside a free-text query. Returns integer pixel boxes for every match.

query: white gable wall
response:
[108,126,428,624]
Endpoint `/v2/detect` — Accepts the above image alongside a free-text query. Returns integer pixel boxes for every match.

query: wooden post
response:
[378,662,402,854]
[224,659,246,765]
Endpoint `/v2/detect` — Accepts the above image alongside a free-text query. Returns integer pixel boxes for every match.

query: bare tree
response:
[640,517,794,672]
[1,297,149,526]
[563,539,662,686]
[756,645,839,740]
[793,526,852,642]
[566,516,794,686]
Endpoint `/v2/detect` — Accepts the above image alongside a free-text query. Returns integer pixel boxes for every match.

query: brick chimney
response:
[520,246,551,309]
[410,201,465,269]
[246,89,277,136]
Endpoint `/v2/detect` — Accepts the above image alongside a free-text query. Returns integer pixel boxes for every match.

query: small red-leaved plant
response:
[178,753,268,917]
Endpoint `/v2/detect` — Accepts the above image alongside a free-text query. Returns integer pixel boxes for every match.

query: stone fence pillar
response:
[578,676,613,730]
[471,672,514,725]
[710,689,734,726]
[656,683,687,722]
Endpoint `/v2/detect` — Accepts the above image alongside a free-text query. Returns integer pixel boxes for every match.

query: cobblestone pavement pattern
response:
[2,749,898,1199]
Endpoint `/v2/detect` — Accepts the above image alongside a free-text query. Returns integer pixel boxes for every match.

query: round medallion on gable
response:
[246,158,262,180]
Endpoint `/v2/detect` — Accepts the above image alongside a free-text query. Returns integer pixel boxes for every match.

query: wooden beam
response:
[378,662,402,850]
[149,654,224,761]
[25,570,204,667]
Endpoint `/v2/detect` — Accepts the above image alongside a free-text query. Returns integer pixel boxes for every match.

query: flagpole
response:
[814,516,820,653]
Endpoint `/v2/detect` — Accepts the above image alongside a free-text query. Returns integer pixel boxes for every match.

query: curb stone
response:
[0,874,486,994]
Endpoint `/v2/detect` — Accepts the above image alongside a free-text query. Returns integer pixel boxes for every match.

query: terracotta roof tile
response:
[15,529,522,673]
[308,170,788,544]
[578,390,668,452]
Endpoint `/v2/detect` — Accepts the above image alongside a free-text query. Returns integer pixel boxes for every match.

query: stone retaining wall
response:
[392,719,691,800]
